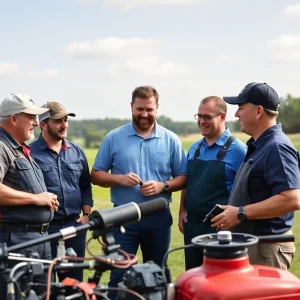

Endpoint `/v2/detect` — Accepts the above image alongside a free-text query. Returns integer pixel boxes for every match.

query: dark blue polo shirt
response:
[245,123,300,234]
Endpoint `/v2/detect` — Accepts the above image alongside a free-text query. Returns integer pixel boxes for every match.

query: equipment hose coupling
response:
[218,231,232,244]
[57,239,66,259]
[6,282,15,300]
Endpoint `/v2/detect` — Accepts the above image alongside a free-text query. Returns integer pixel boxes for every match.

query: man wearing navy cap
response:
[211,82,300,270]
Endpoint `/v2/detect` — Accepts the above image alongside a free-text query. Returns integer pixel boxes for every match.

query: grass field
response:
[83,132,300,284]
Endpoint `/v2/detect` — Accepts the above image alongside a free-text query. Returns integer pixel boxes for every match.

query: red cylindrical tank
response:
[176,232,300,300]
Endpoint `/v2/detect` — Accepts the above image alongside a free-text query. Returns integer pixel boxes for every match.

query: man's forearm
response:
[179,189,187,213]
[82,205,92,214]
[0,183,36,205]
[167,175,187,192]
[91,170,122,188]
[244,189,300,219]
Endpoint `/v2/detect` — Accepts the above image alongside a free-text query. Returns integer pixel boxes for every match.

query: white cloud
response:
[64,37,158,59]
[269,35,300,49]
[187,80,195,87]
[269,35,300,63]
[0,62,20,75]
[107,56,187,78]
[284,4,300,16]
[23,68,59,79]
[217,55,233,63]
[271,50,300,63]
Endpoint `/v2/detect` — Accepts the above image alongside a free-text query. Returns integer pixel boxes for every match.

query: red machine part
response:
[62,277,97,300]
[176,255,300,300]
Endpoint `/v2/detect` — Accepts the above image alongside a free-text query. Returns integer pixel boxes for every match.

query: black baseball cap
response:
[223,82,280,111]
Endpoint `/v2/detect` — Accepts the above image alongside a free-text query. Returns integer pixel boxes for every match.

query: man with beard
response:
[91,86,187,299]
[0,94,58,297]
[30,102,93,281]
[178,96,246,270]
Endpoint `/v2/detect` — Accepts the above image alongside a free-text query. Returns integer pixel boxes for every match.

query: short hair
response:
[132,86,159,104]
[200,96,227,114]
[0,113,23,123]
[0,116,10,122]
[264,107,279,118]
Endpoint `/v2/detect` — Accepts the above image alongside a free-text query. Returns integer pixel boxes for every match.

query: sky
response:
[0,0,299,122]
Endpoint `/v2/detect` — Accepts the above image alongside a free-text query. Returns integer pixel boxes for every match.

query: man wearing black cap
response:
[30,102,93,281]
[211,82,300,270]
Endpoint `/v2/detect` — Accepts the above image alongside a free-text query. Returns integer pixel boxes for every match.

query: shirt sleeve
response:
[171,135,187,178]
[92,134,112,172]
[187,140,202,160]
[264,143,300,195]
[225,141,247,192]
[0,143,9,183]
[79,147,93,207]
[229,142,247,173]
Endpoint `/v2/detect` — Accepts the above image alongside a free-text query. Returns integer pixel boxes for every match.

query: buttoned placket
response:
[141,139,146,184]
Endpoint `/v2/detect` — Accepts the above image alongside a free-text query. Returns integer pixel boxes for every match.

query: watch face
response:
[238,213,247,222]
[164,182,169,191]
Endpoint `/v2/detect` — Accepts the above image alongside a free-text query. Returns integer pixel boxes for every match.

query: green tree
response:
[278,94,300,133]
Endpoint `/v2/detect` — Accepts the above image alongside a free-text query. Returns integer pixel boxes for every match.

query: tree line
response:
[67,95,300,148]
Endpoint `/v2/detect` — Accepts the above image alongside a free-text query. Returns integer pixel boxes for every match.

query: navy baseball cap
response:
[223,82,280,111]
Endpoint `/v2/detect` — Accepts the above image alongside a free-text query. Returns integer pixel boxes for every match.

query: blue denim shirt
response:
[30,135,93,219]
[93,122,187,205]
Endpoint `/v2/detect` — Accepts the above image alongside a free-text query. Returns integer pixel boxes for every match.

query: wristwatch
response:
[237,206,247,222]
[163,181,170,191]
[83,213,92,221]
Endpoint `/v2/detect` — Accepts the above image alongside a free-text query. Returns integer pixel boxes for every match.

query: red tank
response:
[176,232,300,300]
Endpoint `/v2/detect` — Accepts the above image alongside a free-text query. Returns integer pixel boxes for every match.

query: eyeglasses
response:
[194,113,222,121]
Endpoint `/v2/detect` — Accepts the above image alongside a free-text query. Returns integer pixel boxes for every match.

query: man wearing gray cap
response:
[30,101,93,281]
[210,82,300,270]
[0,94,59,296]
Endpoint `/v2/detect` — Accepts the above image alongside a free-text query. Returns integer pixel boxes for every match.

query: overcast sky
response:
[0,0,299,121]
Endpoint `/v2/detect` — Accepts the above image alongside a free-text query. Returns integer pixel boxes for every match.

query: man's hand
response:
[120,172,142,186]
[178,211,187,234]
[34,192,59,211]
[76,215,90,224]
[211,205,240,230]
[140,180,164,196]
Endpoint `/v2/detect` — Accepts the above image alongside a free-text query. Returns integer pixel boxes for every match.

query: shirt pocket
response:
[151,152,171,174]
[40,164,59,187]
[15,158,37,189]
[67,163,83,185]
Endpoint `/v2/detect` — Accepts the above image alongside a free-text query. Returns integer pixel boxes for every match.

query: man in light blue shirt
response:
[179,96,247,270]
[92,86,187,298]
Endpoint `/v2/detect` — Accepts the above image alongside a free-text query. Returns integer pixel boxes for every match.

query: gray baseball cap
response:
[0,94,49,117]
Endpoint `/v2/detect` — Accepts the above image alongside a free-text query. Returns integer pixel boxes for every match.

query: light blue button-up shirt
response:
[93,122,187,205]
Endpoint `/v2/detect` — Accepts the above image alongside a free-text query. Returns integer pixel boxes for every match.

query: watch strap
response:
[83,213,92,220]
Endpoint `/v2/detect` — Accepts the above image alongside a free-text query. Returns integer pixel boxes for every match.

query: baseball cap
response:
[223,82,280,111]
[0,94,49,117]
[39,102,76,122]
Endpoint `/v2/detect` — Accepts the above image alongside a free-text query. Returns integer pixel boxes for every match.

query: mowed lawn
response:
[84,132,300,283]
